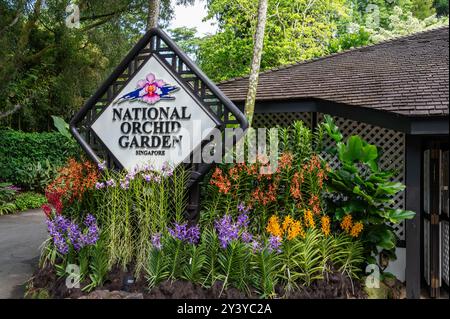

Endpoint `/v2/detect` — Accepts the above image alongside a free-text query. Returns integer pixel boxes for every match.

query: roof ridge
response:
[217,24,449,85]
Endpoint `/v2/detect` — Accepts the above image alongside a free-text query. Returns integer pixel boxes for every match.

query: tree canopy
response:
[0,0,448,131]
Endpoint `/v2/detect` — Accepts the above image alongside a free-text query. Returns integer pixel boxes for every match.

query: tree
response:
[0,0,196,131]
[434,0,449,16]
[198,0,349,82]
[169,27,201,59]
[244,0,268,126]
[412,0,436,19]
[367,6,448,43]
[147,0,161,29]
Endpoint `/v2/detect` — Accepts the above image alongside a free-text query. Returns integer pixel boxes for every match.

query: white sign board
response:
[91,55,218,172]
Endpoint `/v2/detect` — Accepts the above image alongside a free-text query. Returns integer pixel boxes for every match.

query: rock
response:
[79,290,143,299]
[364,282,390,299]
[384,277,397,288]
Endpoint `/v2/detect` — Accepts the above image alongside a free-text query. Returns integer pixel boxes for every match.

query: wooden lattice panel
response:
[317,114,406,242]
[253,112,312,128]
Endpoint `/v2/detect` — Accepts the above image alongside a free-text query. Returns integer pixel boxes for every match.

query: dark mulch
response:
[144,280,253,299]
[280,271,366,299]
[29,264,85,299]
[28,266,365,299]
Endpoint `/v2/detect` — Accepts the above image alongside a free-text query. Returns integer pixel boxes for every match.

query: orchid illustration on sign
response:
[118,73,179,105]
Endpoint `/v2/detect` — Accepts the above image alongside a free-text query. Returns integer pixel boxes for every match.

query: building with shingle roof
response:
[219,26,449,299]
[219,26,449,118]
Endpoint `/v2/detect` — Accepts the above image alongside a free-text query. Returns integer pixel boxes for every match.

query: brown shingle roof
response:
[218,26,449,117]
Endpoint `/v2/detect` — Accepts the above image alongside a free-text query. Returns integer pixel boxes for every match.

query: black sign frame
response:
[70,28,248,190]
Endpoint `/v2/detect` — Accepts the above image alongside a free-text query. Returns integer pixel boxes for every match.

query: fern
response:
[0,202,16,215]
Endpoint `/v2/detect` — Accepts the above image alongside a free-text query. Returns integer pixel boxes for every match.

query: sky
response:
[168,1,218,36]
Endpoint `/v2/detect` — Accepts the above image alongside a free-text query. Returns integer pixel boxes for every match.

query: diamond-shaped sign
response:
[70,28,247,179]
[90,54,219,171]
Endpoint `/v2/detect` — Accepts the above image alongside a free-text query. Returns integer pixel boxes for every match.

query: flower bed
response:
[27,117,414,299]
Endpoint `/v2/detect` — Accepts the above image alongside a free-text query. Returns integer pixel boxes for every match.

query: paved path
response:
[0,209,47,299]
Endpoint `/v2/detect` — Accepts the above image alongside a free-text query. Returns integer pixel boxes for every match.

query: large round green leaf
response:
[381,209,416,223]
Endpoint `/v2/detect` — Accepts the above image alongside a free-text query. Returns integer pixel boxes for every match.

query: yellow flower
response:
[321,215,330,236]
[287,220,305,240]
[304,210,315,229]
[350,222,364,237]
[340,214,353,233]
[266,215,282,238]
[282,215,294,232]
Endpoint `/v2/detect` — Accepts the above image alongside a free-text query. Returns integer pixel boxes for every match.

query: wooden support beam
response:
[405,134,423,299]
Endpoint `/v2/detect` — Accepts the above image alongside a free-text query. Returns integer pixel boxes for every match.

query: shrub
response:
[45,158,99,217]
[0,183,20,215]
[0,129,79,189]
[93,164,190,277]
[14,192,47,212]
[321,115,415,267]
[202,121,329,233]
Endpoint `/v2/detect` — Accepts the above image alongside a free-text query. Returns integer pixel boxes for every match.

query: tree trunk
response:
[147,0,161,30]
[244,0,269,127]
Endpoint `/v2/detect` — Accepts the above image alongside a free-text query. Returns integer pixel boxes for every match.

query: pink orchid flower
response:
[137,73,166,105]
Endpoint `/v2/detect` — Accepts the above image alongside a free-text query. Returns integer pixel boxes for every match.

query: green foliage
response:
[1,183,45,214]
[368,6,448,43]
[51,116,73,141]
[83,239,109,292]
[435,0,449,16]
[0,182,18,202]
[329,233,365,279]
[412,0,436,19]
[198,0,349,82]
[13,192,47,212]
[142,225,364,298]
[16,160,62,193]
[39,238,58,269]
[182,244,207,284]
[201,228,221,287]
[169,27,202,60]
[94,165,189,276]
[0,182,18,215]
[321,115,415,265]
[0,202,16,215]
[0,129,79,189]
[146,247,170,289]
[201,120,323,233]
[217,241,250,294]
[0,0,199,132]
[329,27,372,53]
[291,230,324,286]
[251,249,281,298]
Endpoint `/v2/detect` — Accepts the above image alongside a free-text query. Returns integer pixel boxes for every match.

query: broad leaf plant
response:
[321,115,415,268]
